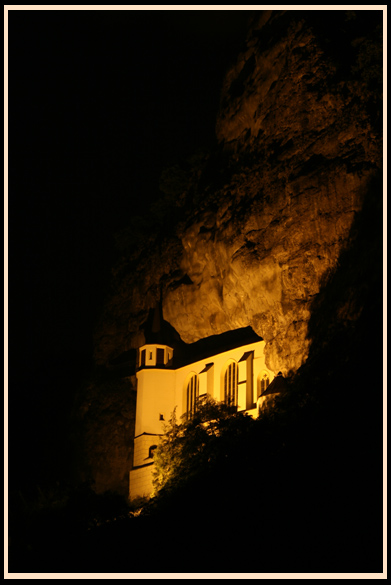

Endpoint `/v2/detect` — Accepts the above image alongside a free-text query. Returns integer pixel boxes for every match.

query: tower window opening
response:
[156,347,165,365]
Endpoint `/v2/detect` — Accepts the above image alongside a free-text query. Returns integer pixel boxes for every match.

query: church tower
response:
[129,295,274,501]
[129,299,175,500]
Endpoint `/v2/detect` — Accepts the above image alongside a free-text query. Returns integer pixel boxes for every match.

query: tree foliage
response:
[151,396,256,499]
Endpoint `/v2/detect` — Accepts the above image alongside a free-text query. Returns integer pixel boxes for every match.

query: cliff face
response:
[94,10,382,374]
[82,10,382,494]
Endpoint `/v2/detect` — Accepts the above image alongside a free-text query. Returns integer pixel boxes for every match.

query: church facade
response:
[129,335,275,501]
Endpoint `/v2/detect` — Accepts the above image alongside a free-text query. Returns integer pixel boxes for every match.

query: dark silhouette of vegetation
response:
[151,398,256,498]
[8,481,132,573]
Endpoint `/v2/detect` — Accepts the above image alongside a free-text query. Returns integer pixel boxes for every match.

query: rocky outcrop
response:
[94,10,382,375]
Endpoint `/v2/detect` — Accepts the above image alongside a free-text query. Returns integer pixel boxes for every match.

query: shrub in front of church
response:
[151,396,256,503]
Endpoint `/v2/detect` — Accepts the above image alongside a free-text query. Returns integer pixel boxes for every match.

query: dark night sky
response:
[8,8,256,487]
[9,9,255,359]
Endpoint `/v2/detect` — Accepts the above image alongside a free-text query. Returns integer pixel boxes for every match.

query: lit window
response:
[224,362,238,407]
[258,372,270,397]
[186,374,199,419]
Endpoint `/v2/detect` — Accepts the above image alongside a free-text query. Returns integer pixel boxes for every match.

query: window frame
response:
[186,373,199,419]
[223,361,238,407]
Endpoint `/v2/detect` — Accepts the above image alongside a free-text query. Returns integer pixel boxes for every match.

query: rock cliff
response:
[94,10,382,374]
[80,10,382,493]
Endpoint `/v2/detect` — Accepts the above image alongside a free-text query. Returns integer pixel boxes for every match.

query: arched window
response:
[186,374,199,418]
[224,361,238,407]
[258,371,270,397]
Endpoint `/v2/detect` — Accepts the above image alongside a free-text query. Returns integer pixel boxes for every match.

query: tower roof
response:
[143,298,174,346]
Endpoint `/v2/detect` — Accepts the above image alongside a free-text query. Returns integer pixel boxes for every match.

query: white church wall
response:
[133,434,160,467]
[135,368,176,436]
[172,340,272,418]
[199,368,208,396]
[129,464,154,500]
[173,361,212,420]
[238,359,248,385]
[238,381,247,411]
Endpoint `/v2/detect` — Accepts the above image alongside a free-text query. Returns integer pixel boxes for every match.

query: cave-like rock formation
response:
[79,10,382,494]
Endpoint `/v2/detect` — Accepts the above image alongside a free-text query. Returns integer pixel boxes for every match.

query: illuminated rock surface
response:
[83,11,382,494]
[94,11,381,374]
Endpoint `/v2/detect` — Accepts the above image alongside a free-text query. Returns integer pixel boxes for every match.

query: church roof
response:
[143,289,263,366]
[141,295,263,369]
[260,372,287,397]
[173,327,263,368]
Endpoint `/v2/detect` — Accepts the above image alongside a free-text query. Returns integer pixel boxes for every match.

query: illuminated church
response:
[129,305,283,501]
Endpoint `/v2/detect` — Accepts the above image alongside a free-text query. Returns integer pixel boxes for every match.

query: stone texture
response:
[93,10,382,375]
